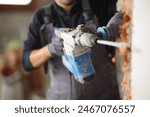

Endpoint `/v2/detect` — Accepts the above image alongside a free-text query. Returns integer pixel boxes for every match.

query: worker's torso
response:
[40,1,120,100]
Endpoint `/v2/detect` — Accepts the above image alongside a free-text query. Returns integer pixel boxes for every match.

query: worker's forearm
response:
[29,45,51,68]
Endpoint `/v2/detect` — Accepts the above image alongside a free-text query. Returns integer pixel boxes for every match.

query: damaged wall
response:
[116,0,132,100]
[116,0,150,100]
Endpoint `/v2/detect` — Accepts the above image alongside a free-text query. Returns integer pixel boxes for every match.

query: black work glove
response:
[48,34,64,57]
[106,12,123,40]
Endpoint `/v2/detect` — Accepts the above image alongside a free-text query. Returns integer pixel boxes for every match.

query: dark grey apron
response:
[40,0,120,100]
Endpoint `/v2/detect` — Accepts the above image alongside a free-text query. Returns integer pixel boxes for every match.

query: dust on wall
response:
[116,0,132,100]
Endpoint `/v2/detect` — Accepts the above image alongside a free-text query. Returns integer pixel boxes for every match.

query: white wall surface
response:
[131,0,150,99]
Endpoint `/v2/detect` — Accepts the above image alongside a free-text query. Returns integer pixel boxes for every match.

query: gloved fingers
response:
[48,43,56,56]
[48,35,64,56]
[115,14,123,25]
[48,43,64,57]
[54,44,64,55]
[56,50,64,56]
[54,45,64,51]
[108,24,120,40]
[111,24,120,38]
[57,39,64,47]
[112,12,123,22]
[107,12,123,27]
[53,37,64,55]
[115,12,123,21]
[52,38,64,48]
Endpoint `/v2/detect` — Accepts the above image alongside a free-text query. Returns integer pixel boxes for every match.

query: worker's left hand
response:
[107,12,123,40]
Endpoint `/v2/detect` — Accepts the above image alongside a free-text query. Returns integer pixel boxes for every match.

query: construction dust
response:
[116,0,132,100]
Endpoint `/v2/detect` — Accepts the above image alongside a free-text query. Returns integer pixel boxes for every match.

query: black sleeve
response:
[90,0,117,26]
[22,8,44,71]
[90,0,118,57]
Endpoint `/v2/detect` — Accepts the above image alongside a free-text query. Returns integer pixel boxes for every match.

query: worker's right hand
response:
[48,35,64,57]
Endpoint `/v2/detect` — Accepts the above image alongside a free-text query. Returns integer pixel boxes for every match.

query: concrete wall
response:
[131,0,150,99]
